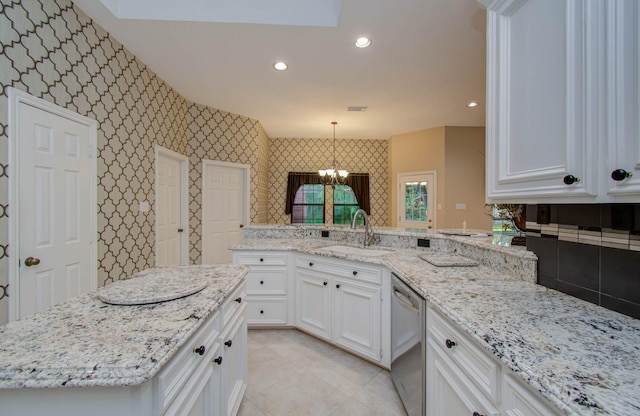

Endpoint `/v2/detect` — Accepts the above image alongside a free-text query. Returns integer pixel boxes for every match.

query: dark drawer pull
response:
[260,280,264,284]
[260,258,264,262]
[352,271,358,276]
[563,174,580,185]
[224,340,232,347]
[193,345,206,355]
[235,297,242,303]
[214,356,223,365]
[323,281,328,286]
[473,412,485,416]
[336,284,341,289]
[445,339,457,349]
[309,262,314,267]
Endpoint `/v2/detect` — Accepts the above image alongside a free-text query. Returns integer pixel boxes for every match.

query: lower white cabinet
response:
[220,305,247,416]
[295,254,389,366]
[427,304,562,416]
[233,251,291,327]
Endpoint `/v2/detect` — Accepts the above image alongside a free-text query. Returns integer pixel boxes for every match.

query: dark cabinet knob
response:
[336,284,341,289]
[472,412,485,416]
[563,174,581,185]
[214,356,223,365]
[260,280,264,285]
[193,345,206,355]
[323,281,328,286]
[235,297,242,303]
[260,310,264,314]
[352,271,358,276]
[260,258,264,262]
[611,169,633,181]
[309,262,314,267]
[224,340,232,347]
[445,339,456,349]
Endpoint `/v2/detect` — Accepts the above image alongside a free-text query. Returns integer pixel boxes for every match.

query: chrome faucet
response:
[351,209,374,246]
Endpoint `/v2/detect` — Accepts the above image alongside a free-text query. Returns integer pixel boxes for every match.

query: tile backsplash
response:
[526,204,640,319]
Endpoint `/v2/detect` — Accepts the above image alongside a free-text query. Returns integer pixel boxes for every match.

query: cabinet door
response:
[606,0,640,198]
[426,339,499,416]
[333,279,381,362]
[481,0,599,202]
[220,310,247,416]
[503,374,561,416]
[295,270,332,341]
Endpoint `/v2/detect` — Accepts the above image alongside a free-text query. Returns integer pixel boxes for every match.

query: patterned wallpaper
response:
[0,0,273,323]
[268,137,388,226]
[186,102,270,264]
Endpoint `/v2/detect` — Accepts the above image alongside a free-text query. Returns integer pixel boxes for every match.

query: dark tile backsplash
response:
[526,204,640,320]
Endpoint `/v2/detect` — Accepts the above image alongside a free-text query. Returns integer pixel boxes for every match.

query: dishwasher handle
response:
[393,286,419,313]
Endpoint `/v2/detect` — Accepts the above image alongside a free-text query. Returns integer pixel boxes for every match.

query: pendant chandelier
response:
[318,121,349,187]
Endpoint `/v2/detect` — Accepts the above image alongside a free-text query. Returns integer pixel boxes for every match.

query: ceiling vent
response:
[347,106,368,112]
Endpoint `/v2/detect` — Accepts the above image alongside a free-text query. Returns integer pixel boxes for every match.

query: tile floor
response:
[238,329,408,416]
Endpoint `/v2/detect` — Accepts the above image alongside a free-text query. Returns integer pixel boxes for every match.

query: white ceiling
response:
[71,0,487,139]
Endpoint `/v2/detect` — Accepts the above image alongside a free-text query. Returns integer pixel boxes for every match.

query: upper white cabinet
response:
[481,0,640,203]
[606,0,640,198]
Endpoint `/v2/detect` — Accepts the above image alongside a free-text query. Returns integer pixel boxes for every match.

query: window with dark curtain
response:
[286,172,371,222]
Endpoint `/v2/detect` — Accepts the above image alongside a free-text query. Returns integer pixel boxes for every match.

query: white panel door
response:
[202,161,248,264]
[157,153,183,265]
[398,172,436,230]
[17,102,94,319]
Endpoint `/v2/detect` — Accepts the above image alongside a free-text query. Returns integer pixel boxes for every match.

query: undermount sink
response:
[317,245,392,257]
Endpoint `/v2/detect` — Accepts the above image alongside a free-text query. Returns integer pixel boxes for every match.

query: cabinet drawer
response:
[428,307,500,402]
[222,282,246,328]
[246,269,287,295]
[155,310,220,413]
[503,374,561,416]
[235,252,287,266]
[246,297,288,326]
[296,254,382,285]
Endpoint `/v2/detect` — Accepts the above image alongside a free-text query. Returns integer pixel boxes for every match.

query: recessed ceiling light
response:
[273,62,288,71]
[355,37,371,48]
[467,101,479,108]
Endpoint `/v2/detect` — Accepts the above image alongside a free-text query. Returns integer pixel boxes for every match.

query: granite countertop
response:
[232,237,640,416]
[0,264,248,389]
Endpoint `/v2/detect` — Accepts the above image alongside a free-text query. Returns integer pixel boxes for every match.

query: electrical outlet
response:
[321,230,329,237]
[417,238,430,248]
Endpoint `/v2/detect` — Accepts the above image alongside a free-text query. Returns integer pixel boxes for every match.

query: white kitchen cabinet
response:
[296,268,333,341]
[219,282,248,416]
[481,0,640,202]
[233,251,291,327]
[427,337,500,416]
[427,304,562,416]
[333,278,381,362]
[605,0,640,199]
[295,254,389,366]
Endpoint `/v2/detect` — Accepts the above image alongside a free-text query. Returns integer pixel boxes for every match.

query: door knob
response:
[611,169,633,181]
[24,257,40,267]
[177,228,184,233]
[239,224,244,228]
[563,175,580,185]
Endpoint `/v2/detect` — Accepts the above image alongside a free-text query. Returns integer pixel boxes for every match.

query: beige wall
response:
[388,126,490,231]
[443,127,491,230]
[388,127,446,227]
[268,138,389,226]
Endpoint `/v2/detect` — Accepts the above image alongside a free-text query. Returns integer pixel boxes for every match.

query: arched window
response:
[333,185,363,225]
[291,184,325,223]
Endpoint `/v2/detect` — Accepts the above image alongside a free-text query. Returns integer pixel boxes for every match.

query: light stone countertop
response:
[0,264,248,389]
[232,237,640,416]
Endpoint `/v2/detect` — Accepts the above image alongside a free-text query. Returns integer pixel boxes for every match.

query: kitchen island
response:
[233,225,640,416]
[0,264,248,415]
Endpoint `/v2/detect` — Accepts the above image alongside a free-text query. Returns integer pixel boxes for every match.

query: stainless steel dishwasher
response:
[391,273,425,416]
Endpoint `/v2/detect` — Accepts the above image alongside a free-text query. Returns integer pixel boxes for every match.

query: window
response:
[291,184,325,224]
[404,181,428,222]
[333,184,363,225]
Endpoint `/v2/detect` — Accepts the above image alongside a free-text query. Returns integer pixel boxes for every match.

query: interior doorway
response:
[397,171,436,230]
[155,146,188,266]
[8,88,97,321]
[201,160,249,264]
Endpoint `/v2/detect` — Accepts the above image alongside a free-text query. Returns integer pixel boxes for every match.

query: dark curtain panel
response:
[285,172,321,214]
[345,173,371,215]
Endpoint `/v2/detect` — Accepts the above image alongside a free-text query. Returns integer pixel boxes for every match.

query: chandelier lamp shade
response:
[319,121,349,187]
